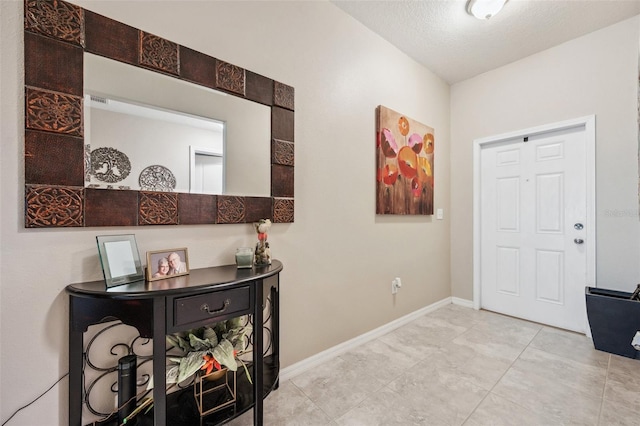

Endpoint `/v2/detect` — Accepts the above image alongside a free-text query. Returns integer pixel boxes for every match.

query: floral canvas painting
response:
[376,105,434,215]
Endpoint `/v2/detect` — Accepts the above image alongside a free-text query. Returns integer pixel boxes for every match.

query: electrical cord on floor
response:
[1,372,69,426]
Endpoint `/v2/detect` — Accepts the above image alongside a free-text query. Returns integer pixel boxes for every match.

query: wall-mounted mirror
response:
[23,0,295,228]
[84,53,271,197]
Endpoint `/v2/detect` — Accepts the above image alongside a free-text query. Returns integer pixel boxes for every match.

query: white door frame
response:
[472,115,597,310]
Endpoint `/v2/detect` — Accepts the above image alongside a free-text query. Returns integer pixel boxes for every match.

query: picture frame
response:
[146,248,190,281]
[376,105,434,215]
[96,234,145,288]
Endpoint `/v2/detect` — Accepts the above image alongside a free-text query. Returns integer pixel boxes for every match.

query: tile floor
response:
[229,304,640,425]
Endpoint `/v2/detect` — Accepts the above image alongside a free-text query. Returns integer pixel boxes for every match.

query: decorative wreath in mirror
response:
[90,147,131,183]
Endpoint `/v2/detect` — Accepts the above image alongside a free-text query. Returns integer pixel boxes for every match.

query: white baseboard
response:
[451,297,474,309]
[279,297,453,381]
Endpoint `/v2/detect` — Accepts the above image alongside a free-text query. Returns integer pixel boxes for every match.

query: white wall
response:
[0,1,451,424]
[88,107,219,191]
[85,52,271,196]
[451,16,640,300]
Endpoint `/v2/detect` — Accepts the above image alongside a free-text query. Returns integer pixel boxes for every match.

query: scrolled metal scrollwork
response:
[216,60,245,95]
[217,196,245,224]
[138,165,176,192]
[84,144,91,182]
[273,139,295,166]
[138,191,178,225]
[81,288,277,422]
[25,185,83,227]
[24,0,84,44]
[82,322,153,420]
[246,291,276,357]
[273,198,294,223]
[274,82,295,110]
[90,147,132,183]
[139,32,179,75]
[26,88,83,136]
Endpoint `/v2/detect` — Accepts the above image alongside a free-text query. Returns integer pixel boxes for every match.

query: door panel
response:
[496,246,520,295]
[497,177,520,231]
[536,173,563,233]
[480,125,588,332]
[535,249,563,304]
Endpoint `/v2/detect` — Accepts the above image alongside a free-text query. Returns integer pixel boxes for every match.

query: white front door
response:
[475,117,595,333]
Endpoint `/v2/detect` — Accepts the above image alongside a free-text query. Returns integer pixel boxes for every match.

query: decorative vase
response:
[253,219,272,266]
[254,239,270,266]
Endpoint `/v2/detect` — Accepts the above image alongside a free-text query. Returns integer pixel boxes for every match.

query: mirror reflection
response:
[84,53,271,196]
[85,94,225,193]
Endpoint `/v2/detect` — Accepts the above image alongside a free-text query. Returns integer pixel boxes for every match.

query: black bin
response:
[585,286,640,359]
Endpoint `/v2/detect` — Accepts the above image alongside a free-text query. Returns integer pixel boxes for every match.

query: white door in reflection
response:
[191,148,223,194]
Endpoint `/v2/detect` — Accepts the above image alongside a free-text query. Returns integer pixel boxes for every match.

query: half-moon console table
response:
[66,260,282,426]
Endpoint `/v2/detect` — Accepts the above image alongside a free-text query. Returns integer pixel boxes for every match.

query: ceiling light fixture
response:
[466,0,508,20]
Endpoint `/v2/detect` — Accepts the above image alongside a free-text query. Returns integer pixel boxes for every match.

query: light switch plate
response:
[436,208,443,220]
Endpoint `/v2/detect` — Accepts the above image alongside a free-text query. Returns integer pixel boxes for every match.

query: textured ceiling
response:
[331,0,640,84]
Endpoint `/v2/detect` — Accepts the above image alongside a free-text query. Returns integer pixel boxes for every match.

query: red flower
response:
[411,177,422,197]
[258,232,267,241]
[379,164,399,186]
[201,354,221,375]
[397,146,418,179]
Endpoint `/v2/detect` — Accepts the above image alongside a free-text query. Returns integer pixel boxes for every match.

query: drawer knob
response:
[201,299,231,315]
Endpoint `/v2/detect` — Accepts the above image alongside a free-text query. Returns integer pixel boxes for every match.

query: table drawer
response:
[172,286,251,328]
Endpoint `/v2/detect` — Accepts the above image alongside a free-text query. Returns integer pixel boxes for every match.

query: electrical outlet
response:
[391,277,402,294]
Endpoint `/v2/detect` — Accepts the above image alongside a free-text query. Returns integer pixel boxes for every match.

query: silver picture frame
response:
[96,234,145,288]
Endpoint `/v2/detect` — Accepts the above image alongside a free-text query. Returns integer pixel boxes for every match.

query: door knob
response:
[574,238,584,244]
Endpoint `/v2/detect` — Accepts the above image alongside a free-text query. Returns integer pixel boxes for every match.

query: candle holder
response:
[235,247,253,269]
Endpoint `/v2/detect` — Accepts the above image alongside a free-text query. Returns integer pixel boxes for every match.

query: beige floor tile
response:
[336,386,447,425]
[290,356,385,419]
[464,392,559,426]
[451,327,526,363]
[492,367,601,425]
[608,354,640,381]
[338,337,424,384]
[530,326,610,369]
[235,305,640,426]
[422,305,483,329]
[604,354,640,407]
[511,346,607,399]
[599,398,640,425]
[433,341,513,390]
[378,317,466,354]
[412,313,473,336]
[470,312,542,347]
[227,381,333,426]
[387,359,488,425]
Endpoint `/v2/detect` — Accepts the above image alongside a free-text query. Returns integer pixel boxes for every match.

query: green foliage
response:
[165,315,252,385]
[212,339,237,371]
